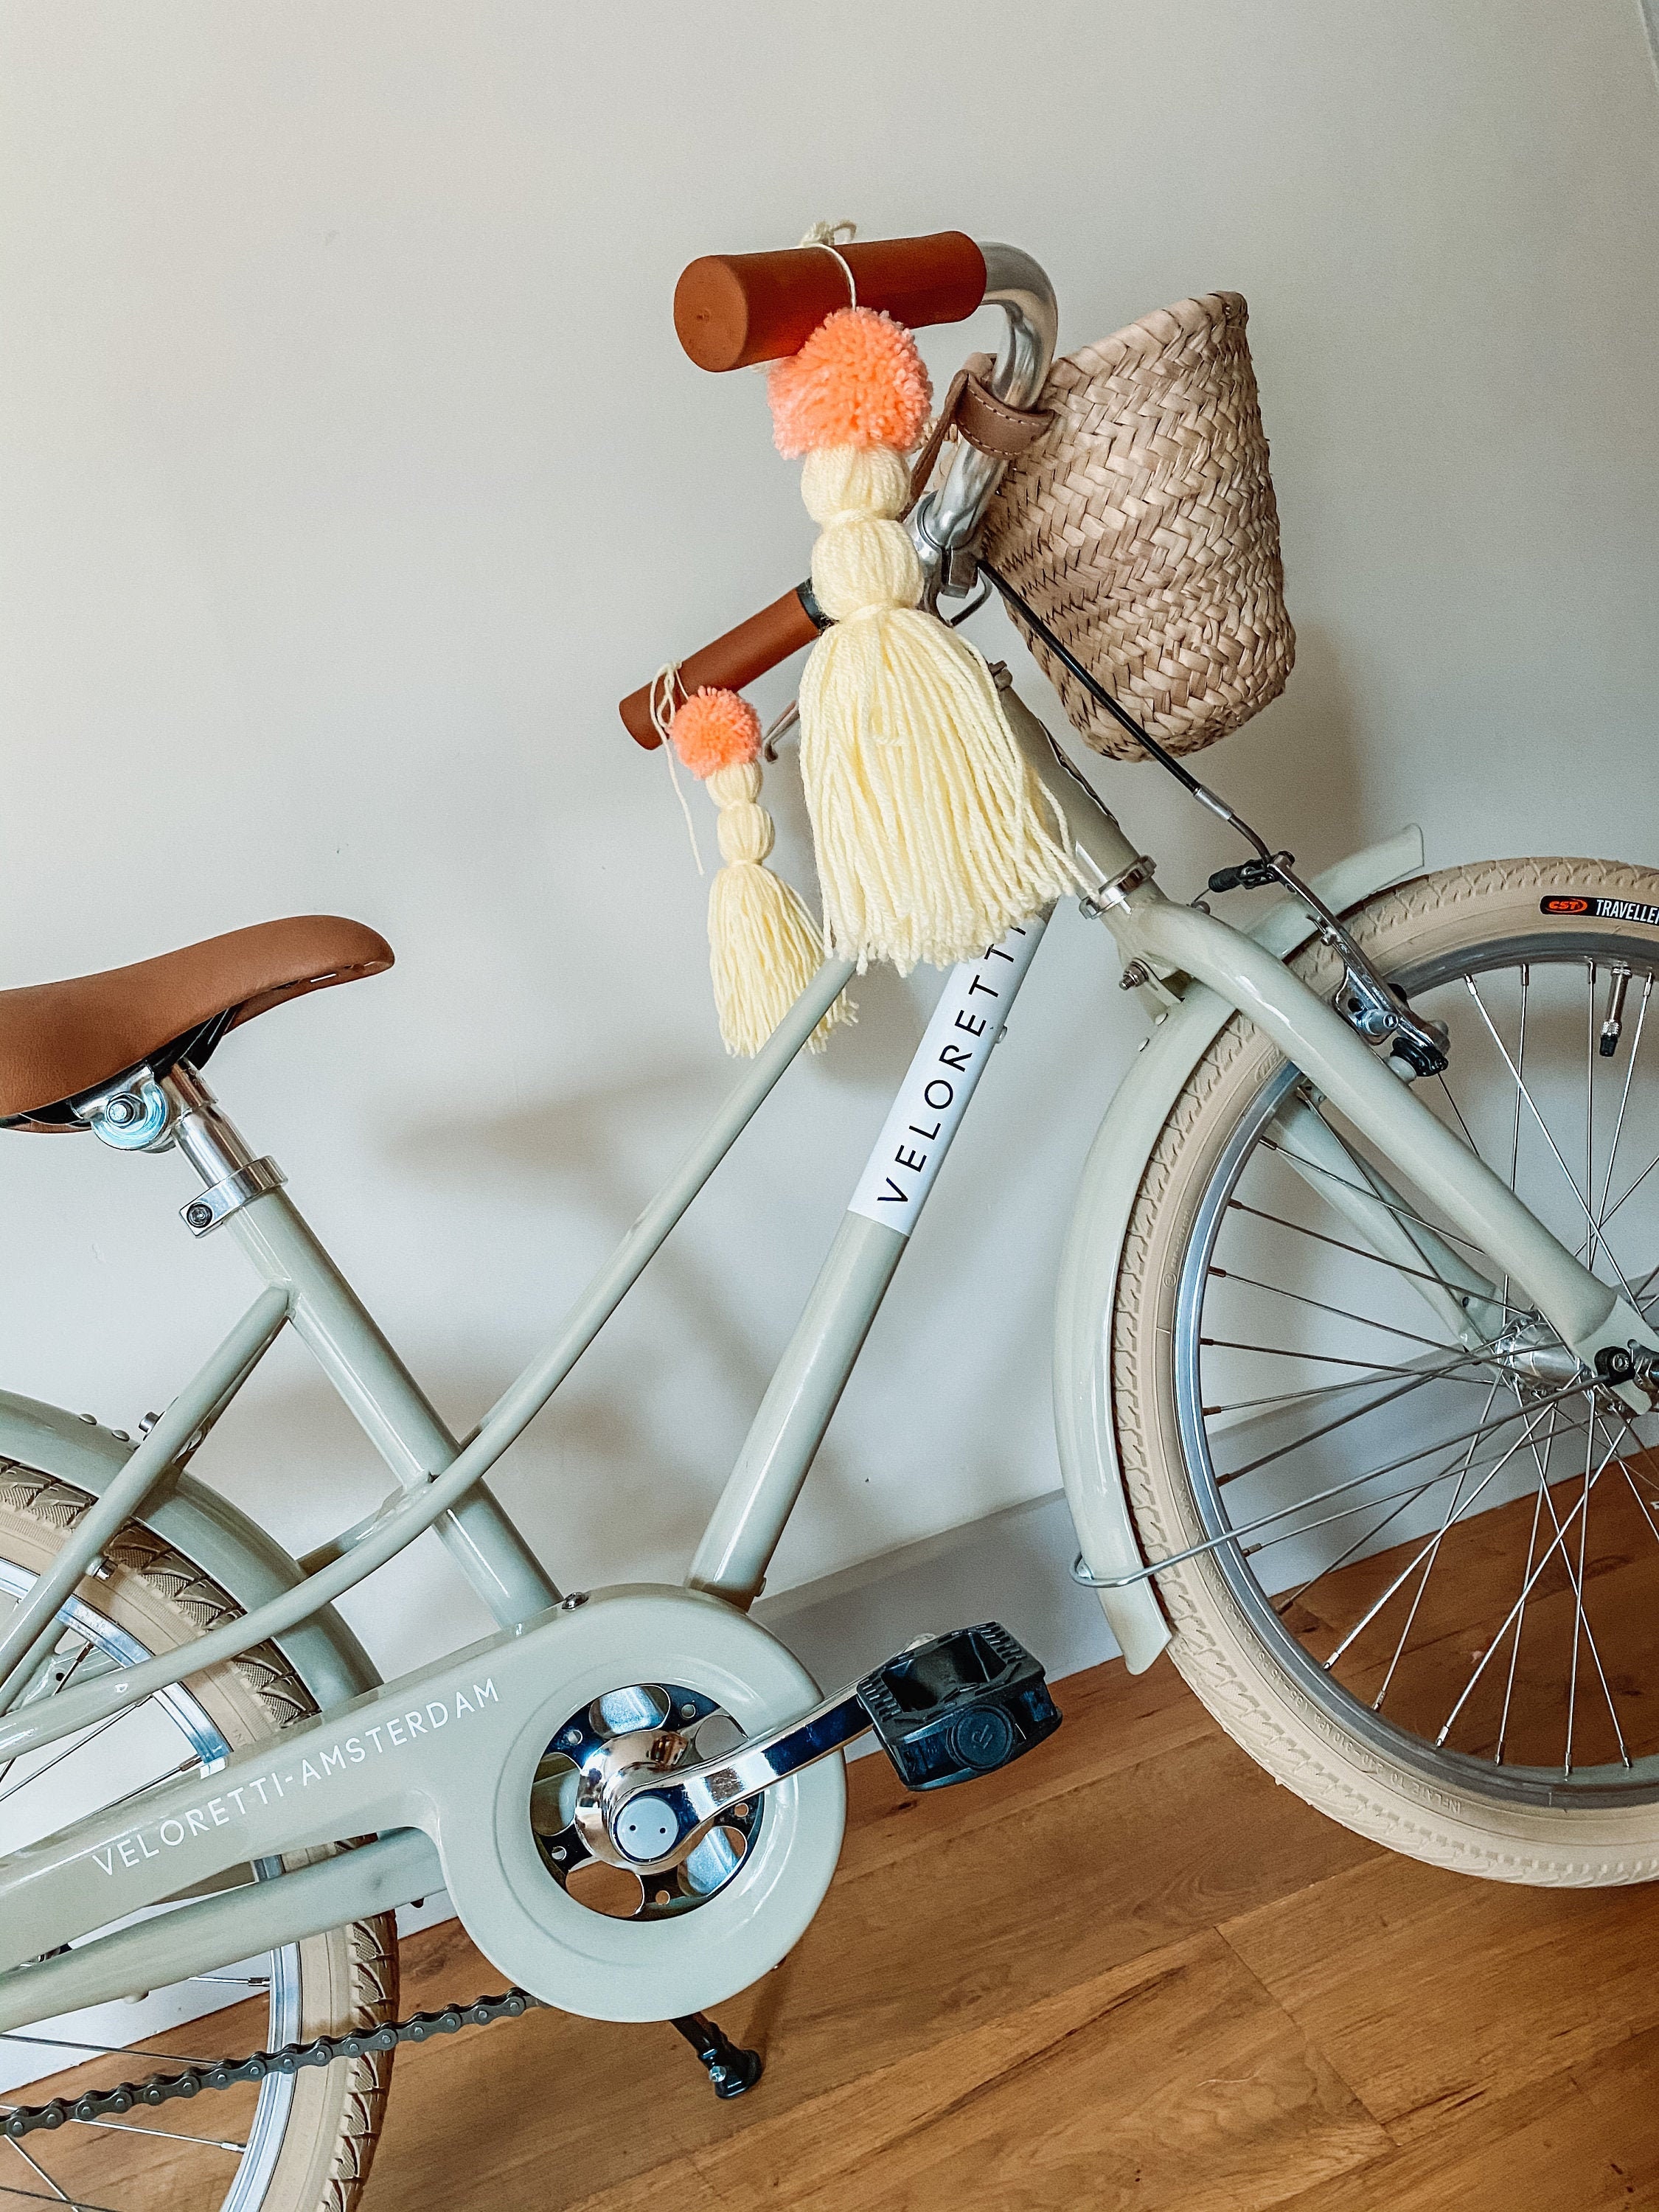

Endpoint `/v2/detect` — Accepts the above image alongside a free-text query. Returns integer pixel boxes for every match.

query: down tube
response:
[689,914,1051,1605]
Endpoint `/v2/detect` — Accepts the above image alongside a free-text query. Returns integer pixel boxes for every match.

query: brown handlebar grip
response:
[619,584,824,748]
[674,232,987,372]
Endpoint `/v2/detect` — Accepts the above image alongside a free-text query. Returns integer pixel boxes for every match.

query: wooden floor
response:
[22,1646,1659,2211]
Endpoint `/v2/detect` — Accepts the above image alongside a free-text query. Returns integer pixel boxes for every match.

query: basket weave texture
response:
[981,291,1293,761]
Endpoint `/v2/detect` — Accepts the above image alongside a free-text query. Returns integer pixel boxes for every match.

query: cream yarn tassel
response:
[666,683,853,1057]
[704,761,852,1056]
[798,445,1077,973]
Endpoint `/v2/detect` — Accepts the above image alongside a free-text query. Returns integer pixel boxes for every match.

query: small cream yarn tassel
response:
[704,762,853,1057]
[798,445,1077,973]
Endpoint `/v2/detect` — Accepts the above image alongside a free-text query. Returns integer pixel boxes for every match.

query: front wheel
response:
[1112,858,1659,1883]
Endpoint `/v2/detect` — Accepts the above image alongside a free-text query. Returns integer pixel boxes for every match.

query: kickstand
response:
[671,2011,763,2099]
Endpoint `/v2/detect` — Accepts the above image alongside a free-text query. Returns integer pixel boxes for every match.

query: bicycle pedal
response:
[857,1622,1060,1792]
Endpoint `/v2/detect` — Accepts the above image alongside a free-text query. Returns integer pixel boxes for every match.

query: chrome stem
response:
[910,240,1059,595]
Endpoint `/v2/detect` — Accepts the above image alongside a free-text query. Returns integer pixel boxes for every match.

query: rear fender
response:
[0,1388,379,1707]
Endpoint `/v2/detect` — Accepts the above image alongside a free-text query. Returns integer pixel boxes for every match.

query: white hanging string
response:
[749,220,860,380]
[798,218,858,307]
[650,662,704,873]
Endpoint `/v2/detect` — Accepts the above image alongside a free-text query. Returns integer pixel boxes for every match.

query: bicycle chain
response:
[1,1988,543,2142]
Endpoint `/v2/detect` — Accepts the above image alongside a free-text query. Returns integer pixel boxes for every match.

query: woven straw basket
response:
[981,291,1293,761]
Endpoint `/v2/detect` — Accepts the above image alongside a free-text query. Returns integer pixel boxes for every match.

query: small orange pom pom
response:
[669,687,762,779]
[768,307,933,459]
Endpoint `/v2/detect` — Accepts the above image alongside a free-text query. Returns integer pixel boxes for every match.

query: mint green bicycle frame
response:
[3,675,1656,2040]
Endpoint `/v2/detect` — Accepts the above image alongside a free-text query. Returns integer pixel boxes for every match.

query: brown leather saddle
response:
[0,916,393,1130]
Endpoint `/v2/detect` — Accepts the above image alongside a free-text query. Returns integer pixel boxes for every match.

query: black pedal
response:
[858,1623,1060,1792]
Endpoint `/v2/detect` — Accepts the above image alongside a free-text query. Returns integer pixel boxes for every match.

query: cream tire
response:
[1111,858,1659,1885]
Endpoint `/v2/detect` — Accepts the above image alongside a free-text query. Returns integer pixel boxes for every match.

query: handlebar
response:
[619,585,823,748]
[623,238,1059,749]
[673,231,987,372]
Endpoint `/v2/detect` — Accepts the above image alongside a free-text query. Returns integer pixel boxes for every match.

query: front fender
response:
[0,1388,379,1708]
[1052,825,1427,1673]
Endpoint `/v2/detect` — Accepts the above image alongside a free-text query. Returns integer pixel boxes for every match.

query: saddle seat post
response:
[161,1060,282,1229]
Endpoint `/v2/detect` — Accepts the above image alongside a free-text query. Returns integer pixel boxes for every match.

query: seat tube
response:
[162,1065,557,1626]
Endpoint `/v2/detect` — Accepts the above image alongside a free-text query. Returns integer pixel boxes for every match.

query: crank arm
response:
[604,1689,867,1871]
[604,1622,1060,1875]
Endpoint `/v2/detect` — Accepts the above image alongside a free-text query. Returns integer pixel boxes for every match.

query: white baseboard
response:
[754,1487,1119,1713]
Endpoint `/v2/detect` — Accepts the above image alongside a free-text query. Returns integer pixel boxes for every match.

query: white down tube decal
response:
[847,917,1048,1239]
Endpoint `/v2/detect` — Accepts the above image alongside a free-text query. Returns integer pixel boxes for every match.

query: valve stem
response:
[1601,964,1632,1057]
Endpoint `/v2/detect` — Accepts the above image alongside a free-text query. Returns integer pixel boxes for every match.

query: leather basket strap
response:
[909,352,1054,504]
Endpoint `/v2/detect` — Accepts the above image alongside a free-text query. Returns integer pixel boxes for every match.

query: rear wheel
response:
[1113,858,1659,1882]
[0,1469,397,2211]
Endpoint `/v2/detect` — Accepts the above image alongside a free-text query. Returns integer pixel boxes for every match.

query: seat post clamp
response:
[181,1158,286,1237]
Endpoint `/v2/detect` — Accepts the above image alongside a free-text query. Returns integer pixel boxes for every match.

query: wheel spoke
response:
[1597,1147,1659,1241]
[1258,1131,1493,1259]
[1217,1354,1498,1488]
[1202,1340,1484,1378]
[1244,1409,1582,1566]
[1433,1068,1481,1153]
[1435,1408,1635,1747]
[4,2138,115,2212]
[1624,1463,1659,1548]
[1585,961,1596,1282]
[5,2140,74,2209]
[0,1639,94,1795]
[1204,1366,1491,1416]
[1209,1269,1454,1351]
[1495,1414,1556,1764]
[1225,1199,1523,1307]
[1542,1402,1630,1770]
[1318,1382,1554,1679]
[0,2171,119,2212]
[43,2117,247,2154]
[1364,1377,1503,1708]
[1465,974,1642,1305]
[1591,972,1652,1254]
[1565,1413,1590,1774]
[1500,964,1529,1306]
[1151,1378,1592,1585]
[0,2033,215,2065]
[0,1705,144,1811]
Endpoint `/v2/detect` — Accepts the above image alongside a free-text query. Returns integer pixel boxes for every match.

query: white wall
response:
[1,0,1657,1683]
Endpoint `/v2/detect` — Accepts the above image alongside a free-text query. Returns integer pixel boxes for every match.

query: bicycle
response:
[4,229,1659,2212]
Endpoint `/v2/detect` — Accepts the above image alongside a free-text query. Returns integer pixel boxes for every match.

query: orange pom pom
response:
[768,307,933,459]
[669,687,762,779]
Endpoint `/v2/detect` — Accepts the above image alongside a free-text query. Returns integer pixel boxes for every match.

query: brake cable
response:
[976,560,1449,1077]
